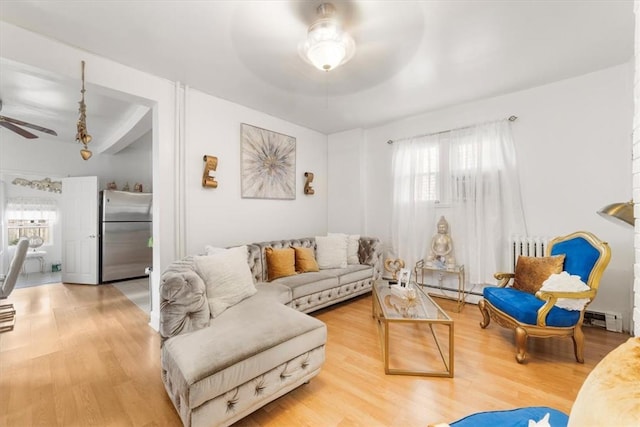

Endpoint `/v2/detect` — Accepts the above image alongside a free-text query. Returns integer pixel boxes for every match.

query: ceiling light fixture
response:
[300,3,355,72]
[76,60,93,160]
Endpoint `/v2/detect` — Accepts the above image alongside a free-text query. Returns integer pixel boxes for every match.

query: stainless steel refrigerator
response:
[100,190,152,283]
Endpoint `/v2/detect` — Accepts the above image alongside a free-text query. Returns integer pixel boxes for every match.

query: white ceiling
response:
[0,58,151,153]
[0,0,634,141]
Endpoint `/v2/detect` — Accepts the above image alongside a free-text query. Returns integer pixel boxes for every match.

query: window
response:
[391,120,526,285]
[401,135,502,204]
[397,138,477,204]
[5,197,57,246]
[395,143,440,203]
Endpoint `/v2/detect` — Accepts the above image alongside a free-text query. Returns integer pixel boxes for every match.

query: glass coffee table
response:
[372,279,454,377]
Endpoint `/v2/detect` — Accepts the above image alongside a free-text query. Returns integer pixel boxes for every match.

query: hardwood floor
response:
[0,284,630,426]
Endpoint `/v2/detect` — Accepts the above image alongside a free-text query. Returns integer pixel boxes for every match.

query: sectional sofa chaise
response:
[159,236,382,427]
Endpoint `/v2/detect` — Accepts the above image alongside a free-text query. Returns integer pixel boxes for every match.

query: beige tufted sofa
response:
[160,236,382,427]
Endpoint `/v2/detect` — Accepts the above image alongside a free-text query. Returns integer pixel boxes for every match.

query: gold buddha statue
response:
[426,216,456,269]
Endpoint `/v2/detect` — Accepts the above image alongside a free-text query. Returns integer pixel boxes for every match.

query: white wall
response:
[330,63,635,331]
[0,132,152,272]
[0,133,152,191]
[633,0,639,336]
[3,22,635,332]
[183,88,328,253]
[328,128,364,234]
[1,23,329,330]
[1,23,177,330]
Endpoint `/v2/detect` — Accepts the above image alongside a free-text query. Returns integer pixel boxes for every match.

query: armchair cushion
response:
[550,237,600,284]
[513,255,565,294]
[483,287,580,327]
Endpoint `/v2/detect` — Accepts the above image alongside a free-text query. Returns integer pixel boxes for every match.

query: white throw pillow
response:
[347,234,360,265]
[328,233,360,265]
[539,271,590,311]
[204,245,226,256]
[316,235,348,269]
[194,245,256,318]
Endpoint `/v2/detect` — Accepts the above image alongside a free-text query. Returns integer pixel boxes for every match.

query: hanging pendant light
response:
[76,60,93,160]
[300,3,355,72]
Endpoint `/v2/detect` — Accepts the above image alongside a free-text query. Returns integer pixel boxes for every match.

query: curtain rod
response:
[386,115,518,144]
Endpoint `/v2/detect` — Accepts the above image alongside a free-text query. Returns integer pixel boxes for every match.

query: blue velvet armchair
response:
[478,231,611,363]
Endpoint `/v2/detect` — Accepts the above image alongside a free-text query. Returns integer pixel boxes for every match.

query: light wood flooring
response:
[0,283,630,426]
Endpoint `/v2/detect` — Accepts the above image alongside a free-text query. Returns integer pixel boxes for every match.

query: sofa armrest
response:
[159,257,210,345]
[358,237,383,279]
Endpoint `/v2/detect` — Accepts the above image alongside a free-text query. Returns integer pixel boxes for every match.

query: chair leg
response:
[572,326,585,363]
[514,326,528,364]
[478,299,491,328]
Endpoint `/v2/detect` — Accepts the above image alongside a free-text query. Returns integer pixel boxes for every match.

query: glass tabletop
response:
[373,280,451,321]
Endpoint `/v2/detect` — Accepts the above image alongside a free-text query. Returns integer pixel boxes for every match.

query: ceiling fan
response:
[0,99,58,139]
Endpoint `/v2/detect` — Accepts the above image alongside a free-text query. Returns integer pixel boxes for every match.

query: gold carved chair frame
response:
[478,231,611,363]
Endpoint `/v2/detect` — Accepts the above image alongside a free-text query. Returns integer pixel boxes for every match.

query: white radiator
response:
[510,235,550,270]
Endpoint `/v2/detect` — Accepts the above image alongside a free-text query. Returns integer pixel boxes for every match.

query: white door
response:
[61,176,99,284]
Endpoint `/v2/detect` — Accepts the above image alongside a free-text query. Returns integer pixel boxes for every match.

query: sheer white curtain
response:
[391,119,526,284]
[448,120,526,284]
[391,136,440,268]
[5,197,58,221]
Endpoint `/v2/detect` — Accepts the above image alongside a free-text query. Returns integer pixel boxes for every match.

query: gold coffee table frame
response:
[415,260,466,312]
[372,280,454,377]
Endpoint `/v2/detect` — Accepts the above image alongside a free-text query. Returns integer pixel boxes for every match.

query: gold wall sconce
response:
[202,155,218,188]
[304,172,315,195]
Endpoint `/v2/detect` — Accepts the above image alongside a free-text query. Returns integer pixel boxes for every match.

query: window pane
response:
[451,141,477,172]
[7,220,51,246]
[414,145,439,201]
[5,197,56,246]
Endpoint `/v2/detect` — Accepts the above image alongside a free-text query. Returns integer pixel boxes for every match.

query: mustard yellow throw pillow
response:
[513,255,565,294]
[265,247,297,281]
[294,246,319,273]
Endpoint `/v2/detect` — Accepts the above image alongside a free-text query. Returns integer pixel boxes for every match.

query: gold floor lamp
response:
[597,200,634,227]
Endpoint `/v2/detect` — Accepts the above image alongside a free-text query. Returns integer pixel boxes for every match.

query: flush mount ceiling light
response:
[300,3,355,71]
[76,60,93,160]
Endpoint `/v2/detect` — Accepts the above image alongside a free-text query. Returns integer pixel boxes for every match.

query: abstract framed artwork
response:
[241,123,296,199]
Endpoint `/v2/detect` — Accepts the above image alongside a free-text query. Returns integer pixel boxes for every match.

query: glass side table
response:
[414,260,466,312]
